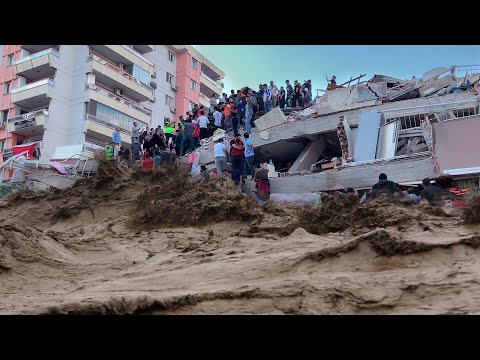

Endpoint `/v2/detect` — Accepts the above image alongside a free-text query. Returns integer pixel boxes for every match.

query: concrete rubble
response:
[183,64,480,196]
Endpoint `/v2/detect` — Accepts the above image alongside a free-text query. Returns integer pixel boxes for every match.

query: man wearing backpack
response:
[191,120,200,149]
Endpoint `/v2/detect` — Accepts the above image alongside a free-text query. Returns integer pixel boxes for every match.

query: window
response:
[0,140,5,153]
[188,101,195,111]
[189,80,197,91]
[165,95,173,107]
[166,72,174,84]
[191,57,198,69]
[168,51,175,63]
[7,55,14,66]
[1,110,8,125]
[95,103,147,130]
[131,64,150,86]
[3,82,11,94]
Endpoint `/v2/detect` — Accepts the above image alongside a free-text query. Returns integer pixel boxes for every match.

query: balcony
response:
[14,48,59,82]
[200,71,222,97]
[86,83,152,124]
[88,45,154,74]
[199,93,210,108]
[11,79,54,109]
[88,53,153,102]
[7,109,48,137]
[133,45,155,54]
[84,113,133,145]
[20,45,56,53]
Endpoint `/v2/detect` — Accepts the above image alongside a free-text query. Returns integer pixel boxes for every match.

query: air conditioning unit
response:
[151,71,157,79]
[114,88,124,96]
[170,107,176,114]
[171,84,178,91]
[118,63,128,71]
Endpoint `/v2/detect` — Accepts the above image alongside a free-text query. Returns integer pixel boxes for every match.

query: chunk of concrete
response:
[419,75,454,97]
[254,106,287,131]
[288,137,326,173]
[259,130,270,140]
[423,67,452,82]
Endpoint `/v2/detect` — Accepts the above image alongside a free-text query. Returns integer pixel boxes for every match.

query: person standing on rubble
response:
[285,80,294,107]
[214,138,228,178]
[104,142,115,162]
[269,81,279,108]
[131,137,142,166]
[257,84,265,112]
[263,84,272,113]
[180,119,195,156]
[326,75,336,85]
[420,178,455,207]
[279,86,286,108]
[230,133,245,186]
[112,127,121,147]
[244,94,254,134]
[243,133,255,180]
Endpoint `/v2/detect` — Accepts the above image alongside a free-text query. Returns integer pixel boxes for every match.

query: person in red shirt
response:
[142,152,154,172]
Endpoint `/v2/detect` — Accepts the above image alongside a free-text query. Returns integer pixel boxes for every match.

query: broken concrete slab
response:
[422,66,452,82]
[254,106,287,131]
[354,82,387,103]
[387,84,421,102]
[419,75,455,97]
[316,86,378,116]
[288,137,326,173]
[268,156,436,193]
[353,111,382,162]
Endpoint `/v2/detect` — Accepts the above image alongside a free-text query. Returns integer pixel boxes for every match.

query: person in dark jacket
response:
[371,173,402,198]
[420,178,454,206]
[174,129,183,156]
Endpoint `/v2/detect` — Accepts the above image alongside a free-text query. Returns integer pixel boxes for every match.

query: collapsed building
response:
[187,65,480,194]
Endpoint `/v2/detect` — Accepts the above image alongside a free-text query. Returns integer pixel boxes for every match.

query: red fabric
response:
[13,143,35,158]
[230,140,244,157]
[256,179,271,200]
[192,123,200,138]
[142,157,154,172]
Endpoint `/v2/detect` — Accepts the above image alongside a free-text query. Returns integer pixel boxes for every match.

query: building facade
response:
[0,45,224,165]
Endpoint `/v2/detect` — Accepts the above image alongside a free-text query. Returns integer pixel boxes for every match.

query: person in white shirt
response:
[269,81,279,108]
[209,94,217,115]
[197,111,209,139]
[213,107,223,129]
[262,84,272,113]
[213,138,228,178]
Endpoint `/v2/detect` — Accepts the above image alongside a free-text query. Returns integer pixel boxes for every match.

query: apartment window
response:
[7,55,14,66]
[191,57,198,69]
[131,64,150,86]
[168,51,175,63]
[1,110,8,125]
[0,140,5,153]
[3,82,11,94]
[189,80,197,91]
[95,103,147,130]
[188,101,195,111]
[165,95,173,107]
[166,72,174,84]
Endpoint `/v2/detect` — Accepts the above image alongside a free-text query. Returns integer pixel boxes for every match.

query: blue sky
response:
[193,45,480,94]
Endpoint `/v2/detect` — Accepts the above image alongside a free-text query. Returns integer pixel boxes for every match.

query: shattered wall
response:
[432,115,480,175]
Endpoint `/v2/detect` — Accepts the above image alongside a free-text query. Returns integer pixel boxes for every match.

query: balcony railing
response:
[201,71,222,90]
[88,52,152,91]
[11,78,54,94]
[14,48,60,65]
[86,83,152,117]
[8,109,49,123]
[120,45,154,67]
[83,141,105,153]
[85,113,131,134]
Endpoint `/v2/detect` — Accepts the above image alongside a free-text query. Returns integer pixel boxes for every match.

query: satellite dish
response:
[150,81,157,89]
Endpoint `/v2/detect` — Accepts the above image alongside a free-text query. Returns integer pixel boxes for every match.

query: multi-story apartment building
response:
[0,45,224,165]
